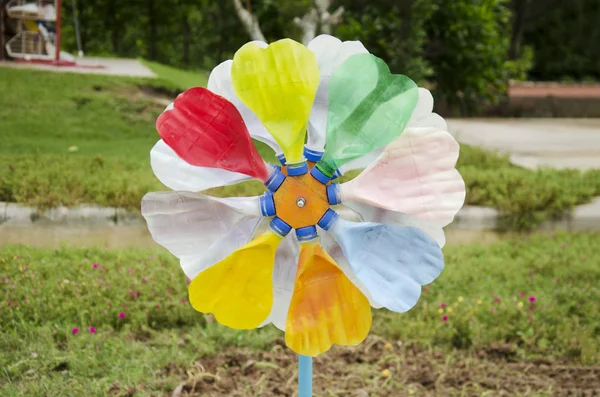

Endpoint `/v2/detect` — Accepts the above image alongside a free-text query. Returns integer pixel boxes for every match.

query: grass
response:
[1,67,600,228]
[141,59,208,90]
[0,232,598,395]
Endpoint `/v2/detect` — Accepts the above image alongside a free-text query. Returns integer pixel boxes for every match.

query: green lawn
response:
[141,59,208,90]
[0,67,599,228]
[0,232,598,395]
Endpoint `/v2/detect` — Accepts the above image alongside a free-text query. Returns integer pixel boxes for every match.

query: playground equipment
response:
[3,0,76,64]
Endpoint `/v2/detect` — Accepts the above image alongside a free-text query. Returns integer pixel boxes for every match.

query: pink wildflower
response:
[518,292,525,297]
[529,305,536,311]
[72,328,79,335]
[529,296,537,303]
[181,298,187,304]
[491,306,497,313]
[88,326,96,334]
[118,312,125,319]
[141,276,147,282]
[493,297,501,303]
[92,263,99,269]
[442,315,448,322]
[440,303,446,309]
[101,265,107,271]
[98,279,103,285]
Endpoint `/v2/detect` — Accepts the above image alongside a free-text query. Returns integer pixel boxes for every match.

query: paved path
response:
[0,57,156,78]
[448,118,600,170]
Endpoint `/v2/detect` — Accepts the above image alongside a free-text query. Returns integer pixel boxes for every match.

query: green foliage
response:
[521,0,600,81]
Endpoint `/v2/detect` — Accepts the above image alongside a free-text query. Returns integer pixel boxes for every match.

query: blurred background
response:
[0,1,599,396]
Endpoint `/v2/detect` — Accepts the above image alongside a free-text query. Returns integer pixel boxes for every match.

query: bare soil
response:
[165,337,600,397]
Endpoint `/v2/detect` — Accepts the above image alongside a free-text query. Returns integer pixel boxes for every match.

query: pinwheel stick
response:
[299,355,313,396]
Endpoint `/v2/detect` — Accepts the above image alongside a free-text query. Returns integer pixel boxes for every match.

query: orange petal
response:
[285,241,372,356]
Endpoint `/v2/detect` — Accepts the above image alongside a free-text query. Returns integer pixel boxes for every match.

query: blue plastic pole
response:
[298,355,312,397]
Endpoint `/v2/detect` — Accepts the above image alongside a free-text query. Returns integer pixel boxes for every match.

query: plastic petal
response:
[188,230,281,329]
[141,191,262,278]
[207,51,283,155]
[329,218,444,313]
[285,241,372,356]
[157,87,271,182]
[407,88,447,131]
[306,34,368,152]
[342,201,446,248]
[261,234,300,330]
[231,39,320,164]
[150,139,251,192]
[340,127,466,226]
[317,53,418,176]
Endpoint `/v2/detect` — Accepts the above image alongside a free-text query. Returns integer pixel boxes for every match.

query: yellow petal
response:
[231,39,320,164]
[188,231,281,329]
[285,241,372,356]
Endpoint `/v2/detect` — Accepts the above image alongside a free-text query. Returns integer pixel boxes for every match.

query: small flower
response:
[529,305,535,311]
[529,296,536,303]
[88,327,96,334]
[167,289,172,295]
[518,292,525,297]
[517,302,524,308]
[457,296,464,303]
[447,307,453,313]
[440,303,446,309]
[72,328,80,335]
[442,315,448,322]
[141,276,148,282]
[92,263,99,269]
[493,297,501,303]
[98,279,103,285]
[382,369,390,377]
[118,312,126,319]
[384,343,392,350]
[101,265,107,271]
[476,300,483,305]
[128,269,134,274]
[556,278,560,283]
[31,352,38,358]
[491,306,497,313]
[437,308,444,314]
[181,298,187,304]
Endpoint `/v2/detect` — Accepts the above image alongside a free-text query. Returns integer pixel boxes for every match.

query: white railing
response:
[5,30,52,60]
[6,0,56,21]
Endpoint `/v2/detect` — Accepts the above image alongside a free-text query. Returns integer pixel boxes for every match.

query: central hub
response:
[273,165,329,229]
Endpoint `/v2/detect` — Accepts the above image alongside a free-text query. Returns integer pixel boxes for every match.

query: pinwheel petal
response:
[285,241,372,356]
[306,35,368,153]
[340,127,466,226]
[407,88,447,131]
[231,39,320,164]
[150,139,251,192]
[261,234,300,330]
[208,49,283,155]
[141,191,262,278]
[329,218,444,313]
[188,230,281,329]
[342,201,446,248]
[316,53,418,177]
[157,87,272,182]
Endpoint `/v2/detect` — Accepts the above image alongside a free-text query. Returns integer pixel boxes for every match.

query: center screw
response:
[296,197,306,208]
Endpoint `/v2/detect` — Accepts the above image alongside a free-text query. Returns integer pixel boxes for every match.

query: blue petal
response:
[330,218,444,313]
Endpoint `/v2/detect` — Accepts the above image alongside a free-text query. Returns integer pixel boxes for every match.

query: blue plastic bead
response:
[277,153,287,165]
[295,225,318,242]
[265,169,286,192]
[270,217,292,237]
[317,209,339,231]
[259,192,276,216]
[326,183,342,205]
[309,166,331,185]
[287,161,309,176]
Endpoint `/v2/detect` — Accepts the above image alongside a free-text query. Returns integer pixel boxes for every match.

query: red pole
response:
[55,0,62,62]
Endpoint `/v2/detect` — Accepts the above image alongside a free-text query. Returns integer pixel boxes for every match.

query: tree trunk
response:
[232,0,266,42]
[295,0,344,45]
[509,0,531,60]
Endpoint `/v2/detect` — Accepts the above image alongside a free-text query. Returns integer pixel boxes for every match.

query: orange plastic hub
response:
[273,164,329,229]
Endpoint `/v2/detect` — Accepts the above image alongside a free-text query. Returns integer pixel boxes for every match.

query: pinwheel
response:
[142,35,465,396]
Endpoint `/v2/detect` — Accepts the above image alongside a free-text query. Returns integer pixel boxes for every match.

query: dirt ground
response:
[159,337,600,397]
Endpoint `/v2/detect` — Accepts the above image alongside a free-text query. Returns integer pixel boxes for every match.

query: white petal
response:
[150,140,251,192]
[337,148,382,175]
[407,88,447,131]
[307,35,369,152]
[261,234,300,330]
[340,127,466,226]
[207,54,282,155]
[342,201,446,248]
[141,191,262,278]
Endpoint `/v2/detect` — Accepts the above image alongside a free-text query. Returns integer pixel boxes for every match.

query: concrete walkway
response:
[448,118,600,170]
[0,57,156,78]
